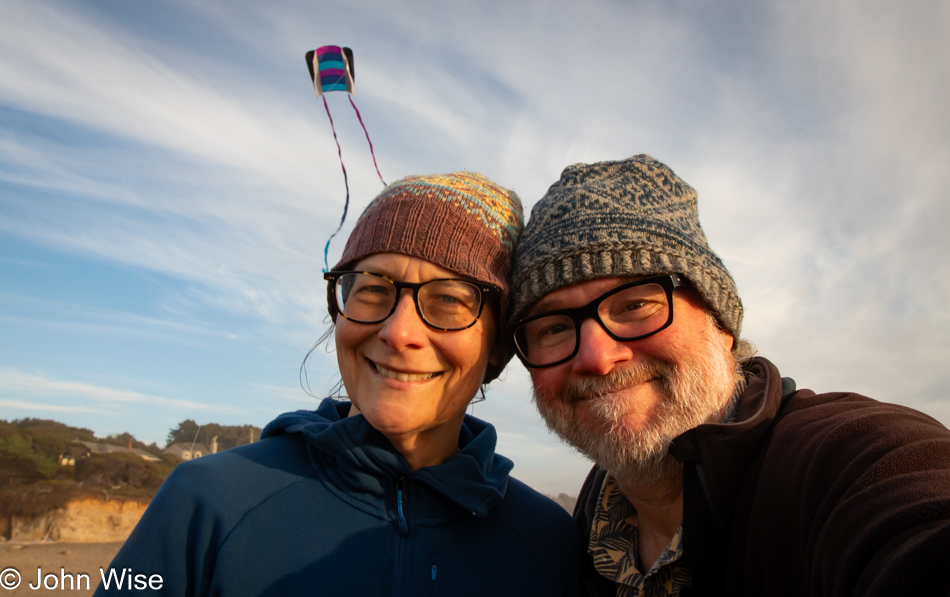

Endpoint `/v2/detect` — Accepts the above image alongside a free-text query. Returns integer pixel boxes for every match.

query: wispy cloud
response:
[0,0,948,492]
[0,292,242,346]
[0,367,234,413]
[0,399,94,413]
[0,3,326,194]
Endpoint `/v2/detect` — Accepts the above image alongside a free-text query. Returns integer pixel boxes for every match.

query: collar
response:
[263,398,513,519]
[588,475,690,594]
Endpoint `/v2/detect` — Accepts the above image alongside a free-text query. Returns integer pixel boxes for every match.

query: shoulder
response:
[755,393,950,594]
[490,476,584,590]
[171,433,311,482]
[767,391,950,511]
[157,434,315,517]
[493,476,584,546]
[766,390,950,484]
[503,476,574,516]
[97,434,318,595]
[775,390,950,455]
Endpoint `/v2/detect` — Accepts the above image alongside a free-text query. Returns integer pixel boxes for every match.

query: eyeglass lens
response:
[335,273,483,330]
[515,282,672,366]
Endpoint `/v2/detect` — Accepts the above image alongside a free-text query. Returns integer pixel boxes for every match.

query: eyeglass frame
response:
[508,273,685,368]
[323,270,501,332]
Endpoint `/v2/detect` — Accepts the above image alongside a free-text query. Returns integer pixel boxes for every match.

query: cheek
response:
[333,323,350,356]
[334,321,374,368]
[529,368,566,403]
[440,327,494,379]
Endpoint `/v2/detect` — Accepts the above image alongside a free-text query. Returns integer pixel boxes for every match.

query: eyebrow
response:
[354,267,477,283]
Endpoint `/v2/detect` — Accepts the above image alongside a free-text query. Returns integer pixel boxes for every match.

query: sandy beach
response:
[0,542,123,596]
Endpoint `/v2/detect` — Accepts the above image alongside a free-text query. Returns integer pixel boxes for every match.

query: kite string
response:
[348,95,386,186]
[322,94,349,273]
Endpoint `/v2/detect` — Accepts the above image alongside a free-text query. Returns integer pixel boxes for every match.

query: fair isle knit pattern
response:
[361,173,523,249]
[509,155,742,339]
[334,171,524,311]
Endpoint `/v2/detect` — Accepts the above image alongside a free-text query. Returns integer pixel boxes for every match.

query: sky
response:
[1,0,948,496]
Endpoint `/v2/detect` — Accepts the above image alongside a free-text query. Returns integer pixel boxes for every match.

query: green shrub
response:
[75,452,175,490]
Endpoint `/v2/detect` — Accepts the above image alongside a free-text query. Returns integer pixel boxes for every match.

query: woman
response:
[95,172,582,596]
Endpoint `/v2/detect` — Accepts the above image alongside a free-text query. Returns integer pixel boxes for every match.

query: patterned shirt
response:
[588,475,691,597]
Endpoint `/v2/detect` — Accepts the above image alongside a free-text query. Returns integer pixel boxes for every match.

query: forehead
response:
[352,252,462,281]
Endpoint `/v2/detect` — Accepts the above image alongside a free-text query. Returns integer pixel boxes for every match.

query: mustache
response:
[561,360,674,405]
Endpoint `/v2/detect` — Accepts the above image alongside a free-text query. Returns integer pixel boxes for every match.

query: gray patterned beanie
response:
[509,154,743,339]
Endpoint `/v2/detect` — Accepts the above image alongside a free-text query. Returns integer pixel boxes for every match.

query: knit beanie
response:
[509,154,742,339]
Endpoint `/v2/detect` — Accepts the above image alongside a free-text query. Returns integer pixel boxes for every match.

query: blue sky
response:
[1,0,948,495]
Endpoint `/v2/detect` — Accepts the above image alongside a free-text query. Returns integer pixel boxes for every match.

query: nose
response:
[376,291,428,350]
[571,318,633,376]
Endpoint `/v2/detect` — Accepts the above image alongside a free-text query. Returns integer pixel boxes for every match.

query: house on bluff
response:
[164,436,224,461]
[164,442,212,461]
[59,440,161,466]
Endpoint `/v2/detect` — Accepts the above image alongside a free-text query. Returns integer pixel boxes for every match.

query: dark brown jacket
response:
[574,357,950,596]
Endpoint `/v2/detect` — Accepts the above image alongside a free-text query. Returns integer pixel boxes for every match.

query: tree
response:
[0,419,97,479]
[75,452,175,489]
[166,419,200,448]
[166,420,262,452]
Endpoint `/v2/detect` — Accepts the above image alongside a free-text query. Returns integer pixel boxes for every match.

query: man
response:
[507,155,950,596]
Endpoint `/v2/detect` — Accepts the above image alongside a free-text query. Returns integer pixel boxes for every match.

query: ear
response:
[719,328,735,352]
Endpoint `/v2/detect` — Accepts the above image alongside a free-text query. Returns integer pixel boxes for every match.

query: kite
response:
[306,45,386,271]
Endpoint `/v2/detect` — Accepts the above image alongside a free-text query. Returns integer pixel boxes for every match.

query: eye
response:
[359,284,390,295]
[538,322,570,337]
[622,300,647,312]
[523,316,575,347]
[422,281,479,312]
[348,277,394,304]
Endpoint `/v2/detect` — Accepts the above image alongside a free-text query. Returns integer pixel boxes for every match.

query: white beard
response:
[533,314,739,489]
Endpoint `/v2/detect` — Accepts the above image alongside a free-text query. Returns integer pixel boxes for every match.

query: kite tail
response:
[322,94,350,273]
[348,95,386,186]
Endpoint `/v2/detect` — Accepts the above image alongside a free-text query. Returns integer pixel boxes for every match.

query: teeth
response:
[374,363,436,382]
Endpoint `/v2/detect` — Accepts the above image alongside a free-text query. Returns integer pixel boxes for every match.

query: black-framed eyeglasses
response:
[324,271,499,331]
[509,274,684,368]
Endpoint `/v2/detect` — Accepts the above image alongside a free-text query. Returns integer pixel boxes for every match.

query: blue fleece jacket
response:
[95,399,582,596]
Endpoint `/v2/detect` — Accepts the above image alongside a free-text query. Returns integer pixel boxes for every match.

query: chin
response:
[353,397,404,424]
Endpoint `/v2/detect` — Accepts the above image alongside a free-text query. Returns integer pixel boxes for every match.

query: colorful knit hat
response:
[509,154,743,339]
[332,171,524,318]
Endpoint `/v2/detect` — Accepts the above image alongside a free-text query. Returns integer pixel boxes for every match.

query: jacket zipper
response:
[391,475,409,597]
[395,475,409,535]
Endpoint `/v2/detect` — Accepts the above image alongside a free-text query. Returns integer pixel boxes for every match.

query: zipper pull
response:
[395,475,409,536]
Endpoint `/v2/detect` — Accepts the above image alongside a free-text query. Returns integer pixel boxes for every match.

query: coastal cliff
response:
[2,497,147,543]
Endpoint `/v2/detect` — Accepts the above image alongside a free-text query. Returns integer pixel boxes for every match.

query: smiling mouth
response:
[563,366,666,406]
[371,361,439,382]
